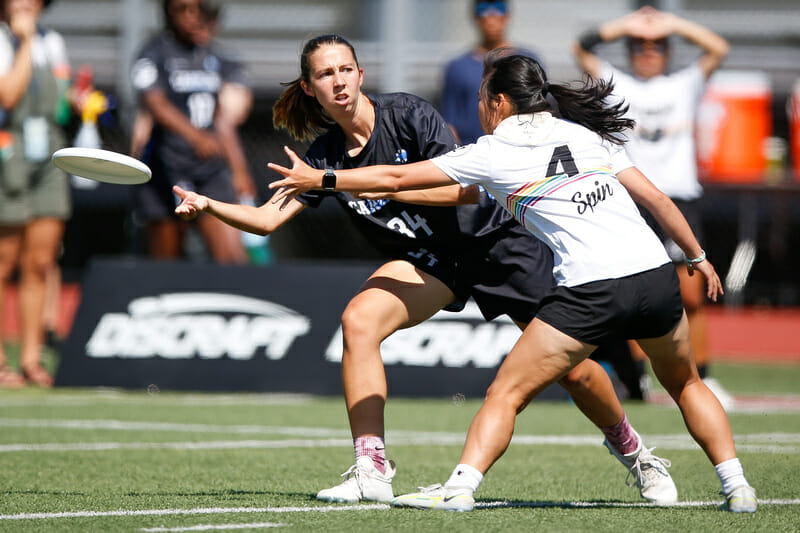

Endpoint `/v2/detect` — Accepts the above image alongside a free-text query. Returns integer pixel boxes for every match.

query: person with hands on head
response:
[177,34,680,506]
[267,51,756,513]
[131,0,254,263]
[0,0,71,388]
[572,6,729,391]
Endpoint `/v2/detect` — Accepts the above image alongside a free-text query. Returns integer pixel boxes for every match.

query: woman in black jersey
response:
[173,34,675,505]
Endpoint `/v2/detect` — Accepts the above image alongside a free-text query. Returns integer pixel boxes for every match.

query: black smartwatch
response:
[322,168,337,191]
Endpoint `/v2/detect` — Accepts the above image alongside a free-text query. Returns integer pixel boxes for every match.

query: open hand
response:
[267,146,321,205]
[173,185,209,220]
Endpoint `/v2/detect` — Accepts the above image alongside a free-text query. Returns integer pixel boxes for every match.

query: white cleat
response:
[391,483,475,512]
[722,485,757,513]
[316,456,396,503]
[604,431,678,505]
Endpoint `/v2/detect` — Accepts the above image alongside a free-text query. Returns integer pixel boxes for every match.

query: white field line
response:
[0,434,797,454]
[4,418,800,445]
[0,505,388,521]
[2,390,799,411]
[0,392,315,407]
[1,500,799,522]
[0,418,798,453]
[0,418,346,437]
[141,523,286,532]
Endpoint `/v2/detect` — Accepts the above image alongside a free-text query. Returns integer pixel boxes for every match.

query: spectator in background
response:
[0,0,71,387]
[440,0,540,145]
[572,6,730,402]
[130,0,255,263]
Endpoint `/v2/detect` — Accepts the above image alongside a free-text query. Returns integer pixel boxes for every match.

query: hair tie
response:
[541,82,550,97]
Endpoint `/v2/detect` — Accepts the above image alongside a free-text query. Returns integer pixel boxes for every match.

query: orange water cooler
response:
[696,71,772,183]
[789,79,800,180]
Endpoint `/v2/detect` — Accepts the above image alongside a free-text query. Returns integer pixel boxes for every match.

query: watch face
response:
[323,169,336,190]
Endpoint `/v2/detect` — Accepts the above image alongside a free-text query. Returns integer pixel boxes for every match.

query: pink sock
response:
[600,414,640,455]
[354,436,387,474]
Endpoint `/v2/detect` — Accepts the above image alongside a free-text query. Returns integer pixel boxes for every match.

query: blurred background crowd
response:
[1,0,799,388]
[32,0,798,297]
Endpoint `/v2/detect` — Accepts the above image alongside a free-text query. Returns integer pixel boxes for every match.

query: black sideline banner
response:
[57,258,568,399]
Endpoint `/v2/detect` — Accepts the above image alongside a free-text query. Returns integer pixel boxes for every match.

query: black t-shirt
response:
[131,32,248,184]
[299,93,515,255]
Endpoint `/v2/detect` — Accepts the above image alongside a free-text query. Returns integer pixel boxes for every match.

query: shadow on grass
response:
[474,499,698,510]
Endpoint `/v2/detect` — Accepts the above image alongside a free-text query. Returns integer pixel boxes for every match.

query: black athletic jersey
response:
[131,32,248,184]
[299,93,515,254]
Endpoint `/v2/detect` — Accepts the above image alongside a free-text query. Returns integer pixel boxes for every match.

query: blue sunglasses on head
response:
[475,1,508,17]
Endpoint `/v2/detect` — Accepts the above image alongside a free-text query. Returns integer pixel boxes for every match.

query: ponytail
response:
[272,78,332,142]
[547,78,634,145]
[483,51,634,145]
[272,34,359,142]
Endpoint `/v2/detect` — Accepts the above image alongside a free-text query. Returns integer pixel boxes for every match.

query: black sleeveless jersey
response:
[299,93,515,255]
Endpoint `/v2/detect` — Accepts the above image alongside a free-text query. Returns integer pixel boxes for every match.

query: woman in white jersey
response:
[267,51,756,513]
[572,6,729,388]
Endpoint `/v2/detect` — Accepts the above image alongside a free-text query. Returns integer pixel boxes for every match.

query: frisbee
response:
[52,147,152,184]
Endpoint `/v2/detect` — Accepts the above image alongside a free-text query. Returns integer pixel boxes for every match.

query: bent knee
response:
[485,381,532,414]
[341,301,388,347]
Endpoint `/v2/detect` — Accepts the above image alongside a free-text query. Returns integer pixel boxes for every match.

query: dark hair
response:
[272,34,359,141]
[482,50,634,145]
[162,0,220,31]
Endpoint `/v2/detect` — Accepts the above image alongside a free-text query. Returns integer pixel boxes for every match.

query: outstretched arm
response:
[356,184,481,206]
[173,185,305,235]
[618,166,723,301]
[267,146,455,204]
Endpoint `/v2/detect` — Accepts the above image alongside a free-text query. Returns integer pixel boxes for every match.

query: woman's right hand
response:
[173,185,209,220]
[8,7,36,40]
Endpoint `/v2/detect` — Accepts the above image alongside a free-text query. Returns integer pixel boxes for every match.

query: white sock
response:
[715,458,748,495]
[445,463,483,492]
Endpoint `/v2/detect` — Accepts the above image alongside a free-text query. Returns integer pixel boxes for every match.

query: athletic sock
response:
[354,435,387,474]
[600,413,640,455]
[715,458,749,495]
[445,463,483,492]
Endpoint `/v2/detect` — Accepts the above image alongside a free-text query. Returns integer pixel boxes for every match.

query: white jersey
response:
[431,112,670,287]
[601,61,705,201]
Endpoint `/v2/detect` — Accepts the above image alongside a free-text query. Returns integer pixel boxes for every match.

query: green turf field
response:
[0,357,798,532]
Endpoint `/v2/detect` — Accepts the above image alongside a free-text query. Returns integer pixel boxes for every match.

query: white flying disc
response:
[52,147,152,185]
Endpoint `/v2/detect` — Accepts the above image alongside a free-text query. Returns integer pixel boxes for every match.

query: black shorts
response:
[535,263,684,345]
[399,222,554,324]
[136,164,237,221]
[640,199,703,264]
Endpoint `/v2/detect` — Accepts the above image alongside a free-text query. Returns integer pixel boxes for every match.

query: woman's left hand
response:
[267,146,320,205]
